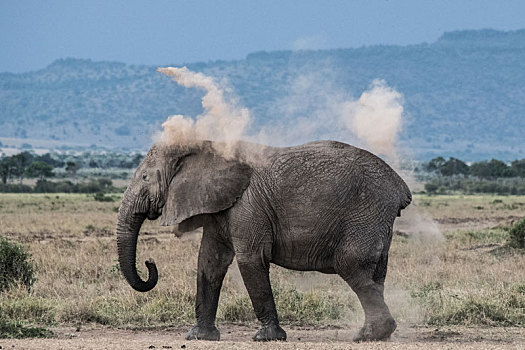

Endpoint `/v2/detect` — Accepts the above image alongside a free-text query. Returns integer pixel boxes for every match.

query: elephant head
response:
[117,141,252,292]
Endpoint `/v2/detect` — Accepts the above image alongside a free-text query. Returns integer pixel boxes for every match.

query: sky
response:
[1,0,525,73]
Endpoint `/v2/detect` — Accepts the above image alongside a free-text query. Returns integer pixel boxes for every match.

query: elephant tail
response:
[397,180,412,217]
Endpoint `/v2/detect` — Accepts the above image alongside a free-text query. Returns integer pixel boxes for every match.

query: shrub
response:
[0,183,32,193]
[219,297,254,322]
[0,238,35,292]
[274,287,348,324]
[422,177,525,195]
[93,192,114,202]
[0,319,52,338]
[31,179,117,194]
[424,182,439,194]
[508,218,525,249]
[412,283,524,327]
[52,180,76,193]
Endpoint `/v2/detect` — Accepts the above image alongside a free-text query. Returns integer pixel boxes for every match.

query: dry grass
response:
[0,194,524,338]
[413,194,525,229]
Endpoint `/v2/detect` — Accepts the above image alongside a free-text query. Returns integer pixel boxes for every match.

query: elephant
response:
[116,140,411,342]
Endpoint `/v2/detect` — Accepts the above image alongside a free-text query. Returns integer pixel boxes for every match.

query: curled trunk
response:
[116,204,158,292]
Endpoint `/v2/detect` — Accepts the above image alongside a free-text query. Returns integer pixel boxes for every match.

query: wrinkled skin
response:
[117,140,411,342]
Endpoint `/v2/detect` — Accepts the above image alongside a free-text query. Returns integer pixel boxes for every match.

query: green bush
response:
[424,182,439,194]
[0,319,52,338]
[412,283,524,327]
[0,183,33,193]
[31,178,119,194]
[0,238,35,292]
[274,287,348,324]
[508,218,525,249]
[93,192,114,202]
[422,177,525,195]
[219,297,254,322]
[0,295,55,338]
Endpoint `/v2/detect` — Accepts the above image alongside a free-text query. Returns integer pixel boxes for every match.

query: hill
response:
[1,29,524,161]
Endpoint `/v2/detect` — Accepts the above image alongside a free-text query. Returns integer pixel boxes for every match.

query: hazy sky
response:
[2,0,524,73]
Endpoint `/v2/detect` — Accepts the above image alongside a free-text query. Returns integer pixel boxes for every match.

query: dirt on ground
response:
[2,324,523,350]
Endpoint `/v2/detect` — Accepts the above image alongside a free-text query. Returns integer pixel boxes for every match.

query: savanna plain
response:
[0,193,524,349]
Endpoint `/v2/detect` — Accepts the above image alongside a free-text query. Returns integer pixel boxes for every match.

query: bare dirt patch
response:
[2,325,523,350]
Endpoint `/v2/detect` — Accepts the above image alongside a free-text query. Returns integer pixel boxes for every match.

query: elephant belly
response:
[271,228,339,273]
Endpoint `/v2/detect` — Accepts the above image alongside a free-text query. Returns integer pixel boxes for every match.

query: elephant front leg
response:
[186,231,234,341]
[236,251,287,342]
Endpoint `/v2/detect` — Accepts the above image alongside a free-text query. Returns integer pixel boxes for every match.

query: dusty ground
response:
[2,324,523,350]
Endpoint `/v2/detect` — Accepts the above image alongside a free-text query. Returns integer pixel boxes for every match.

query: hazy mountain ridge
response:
[1,29,524,160]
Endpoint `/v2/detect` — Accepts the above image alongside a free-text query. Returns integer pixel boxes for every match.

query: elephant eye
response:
[142,172,148,181]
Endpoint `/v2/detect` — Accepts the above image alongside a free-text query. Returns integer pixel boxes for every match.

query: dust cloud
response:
[156,67,250,158]
[339,80,403,163]
[157,66,402,163]
[251,73,404,167]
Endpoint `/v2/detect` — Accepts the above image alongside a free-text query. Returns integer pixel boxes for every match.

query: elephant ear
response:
[159,151,252,226]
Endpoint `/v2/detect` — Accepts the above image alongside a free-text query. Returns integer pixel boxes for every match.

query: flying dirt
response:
[156,67,404,164]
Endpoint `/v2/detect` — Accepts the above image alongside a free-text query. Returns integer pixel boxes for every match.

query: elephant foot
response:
[252,323,287,342]
[185,325,220,341]
[353,317,396,342]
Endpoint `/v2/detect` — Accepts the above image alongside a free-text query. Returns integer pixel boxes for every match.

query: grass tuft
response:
[0,238,35,292]
[274,287,350,324]
[508,218,525,249]
[219,296,254,323]
[0,319,53,339]
[425,289,525,327]
[0,290,55,338]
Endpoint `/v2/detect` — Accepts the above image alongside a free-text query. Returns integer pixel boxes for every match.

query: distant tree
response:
[25,161,54,180]
[65,161,81,182]
[470,159,511,179]
[424,182,439,194]
[131,154,144,168]
[96,178,113,191]
[0,157,15,184]
[425,157,446,172]
[35,153,64,168]
[510,159,525,177]
[118,159,134,169]
[10,152,34,183]
[106,154,124,168]
[439,157,469,176]
[470,161,490,179]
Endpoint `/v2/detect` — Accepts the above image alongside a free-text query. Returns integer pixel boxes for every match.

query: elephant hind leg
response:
[334,229,396,342]
[346,279,396,342]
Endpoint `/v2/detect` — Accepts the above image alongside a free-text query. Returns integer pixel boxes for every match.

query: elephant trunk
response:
[116,201,158,292]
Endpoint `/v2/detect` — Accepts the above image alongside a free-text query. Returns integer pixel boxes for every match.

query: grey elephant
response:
[116,140,411,342]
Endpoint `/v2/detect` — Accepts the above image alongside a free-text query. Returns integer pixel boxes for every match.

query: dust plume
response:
[156,67,250,158]
[252,69,345,147]
[156,67,403,164]
[253,73,404,167]
[339,80,404,164]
